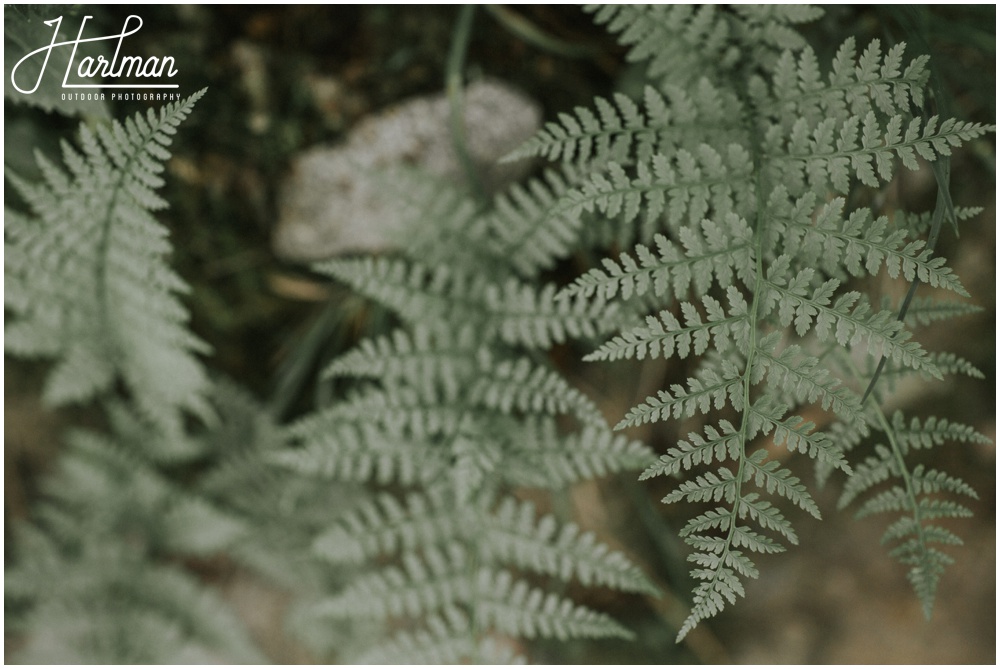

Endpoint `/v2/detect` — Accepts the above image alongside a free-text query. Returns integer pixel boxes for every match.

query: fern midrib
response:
[94,134,147,361]
[679,139,769,637]
[710,167,765,603]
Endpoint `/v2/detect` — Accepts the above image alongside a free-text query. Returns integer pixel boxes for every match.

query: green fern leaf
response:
[503,419,655,488]
[473,569,633,640]
[558,144,754,234]
[622,355,744,429]
[5,90,211,436]
[640,420,740,480]
[508,81,744,169]
[487,166,588,277]
[482,497,658,595]
[586,287,749,362]
[560,213,754,303]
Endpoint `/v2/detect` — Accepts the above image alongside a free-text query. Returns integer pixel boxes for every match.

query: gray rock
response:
[274,79,542,261]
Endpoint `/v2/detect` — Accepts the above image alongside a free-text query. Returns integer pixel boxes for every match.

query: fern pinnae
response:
[832,261,987,620]
[887,412,992,451]
[778,199,969,295]
[755,343,864,424]
[766,112,994,194]
[483,497,658,595]
[620,356,744,430]
[587,5,736,87]
[559,213,755,305]
[486,166,586,278]
[557,144,755,238]
[504,420,654,488]
[508,81,745,170]
[895,297,983,328]
[759,270,940,376]
[586,287,749,363]
[282,156,657,656]
[762,38,930,128]
[312,489,464,564]
[640,420,741,481]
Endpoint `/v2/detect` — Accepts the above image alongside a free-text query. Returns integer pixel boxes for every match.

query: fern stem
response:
[677,148,766,640]
[93,144,141,367]
[721,158,767,572]
[484,5,597,58]
[446,4,487,204]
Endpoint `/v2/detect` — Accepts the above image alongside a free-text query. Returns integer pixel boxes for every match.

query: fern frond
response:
[313,490,655,596]
[5,91,211,436]
[482,497,658,595]
[663,467,739,505]
[487,279,621,349]
[888,412,992,452]
[487,166,588,277]
[275,419,450,486]
[558,144,755,235]
[755,343,864,425]
[507,90,650,165]
[896,297,983,328]
[312,551,633,641]
[7,524,261,664]
[586,5,737,86]
[353,608,486,665]
[908,465,979,499]
[322,324,479,396]
[729,5,824,54]
[838,443,896,508]
[473,569,633,640]
[560,213,754,303]
[763,38,929,128]
[922,352,984,379]
[749,396,850,471]
[318,258,618,349]
[471,354,605,425]
[893,204,984,237]
[368,167,507,274]
[742,450,821,519]
[780,198,968,294]
[324,327,605,426]
[640,420,740,480]
[312,544,473,619]
[315,256,488,327]
[586,287,749,362]
[508,81,744,168]
[623,355,744,429]
[838,407,985,619]
[761,269,938,375]
[768,112,995,192]
[503,420,655,488]
[312,489,464,564]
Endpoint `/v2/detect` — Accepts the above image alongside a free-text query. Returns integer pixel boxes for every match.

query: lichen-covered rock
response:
[274,79,541,261]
